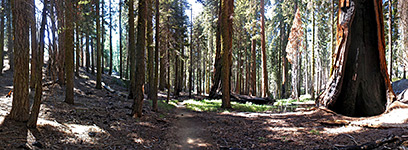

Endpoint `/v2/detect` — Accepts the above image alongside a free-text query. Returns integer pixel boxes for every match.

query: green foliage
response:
[309,129,320,135]
[183,99,275,112]
[158,100,177,111]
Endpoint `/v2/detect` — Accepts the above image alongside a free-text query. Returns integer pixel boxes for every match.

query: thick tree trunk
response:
[220,0,233,108]
[96,0,102,89]
[65,0,75,104]
[10,0,30,122]
[132,0,147,118]
[317,0,395,117]
[260,0,269,98]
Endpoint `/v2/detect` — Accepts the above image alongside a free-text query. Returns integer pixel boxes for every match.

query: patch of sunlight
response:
[351,108,408,128]
[186,137,212,147]
[4,86,12,89]
[79,74,90,79]
[323,126,363,134]
[267,127,305,132]
[37,118,110,144]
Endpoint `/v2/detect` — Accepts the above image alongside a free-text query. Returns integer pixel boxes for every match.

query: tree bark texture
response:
[10,0,30,122]
[0,0,5,75]
[56,0,65,85]
[147,0,154,99]
[128,0,135,98]
[132,0,147,118]
[220,0,233,108]
[251,39,256,96]
[109,0,113,75]
[65,0,75,104]
[96,0,102,89]
[30,0,37,88]
[260,0,269,98]
[317,0,395,117]
[209,0,222,98]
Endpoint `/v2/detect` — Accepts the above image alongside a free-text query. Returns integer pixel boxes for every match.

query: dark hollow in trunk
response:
[317,0,395,117]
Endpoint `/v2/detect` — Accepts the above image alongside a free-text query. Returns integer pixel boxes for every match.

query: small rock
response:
[88,132,97,137]
[32,141,43,148]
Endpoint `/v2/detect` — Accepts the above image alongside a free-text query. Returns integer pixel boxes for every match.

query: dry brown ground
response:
[0,68,407,150]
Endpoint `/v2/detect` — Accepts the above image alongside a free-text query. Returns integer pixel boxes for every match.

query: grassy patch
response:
[183,99,275,112]
[157,100,177,111]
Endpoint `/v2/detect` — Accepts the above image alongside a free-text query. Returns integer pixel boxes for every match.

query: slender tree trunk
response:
[75,23,80,77]
[209,0,222,98]
[85,32,90,72]
[6,0,13,71]
[0,0,5,75]
[119,0,123,78]
[91,37,95,74]
[311,2,315,99]
[101,0,105,74]
[388,0,393,81]
[28,1,47,127]
[10,0,30,122]
[96,0,102,89]
[152,0,159,111]
[30,0,37,88]
[147,0,154,99]
[251,39,256,96]
[189,8,193,97]
[109,0,113,75]
[260,0,269,98]
[220,0,233,108]
[56,0,65,85]
[132,0,147,118]
[129,0,135,98]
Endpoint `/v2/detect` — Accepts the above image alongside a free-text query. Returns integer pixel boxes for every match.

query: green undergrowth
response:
[145,100,178,111]
[183,99,275,112]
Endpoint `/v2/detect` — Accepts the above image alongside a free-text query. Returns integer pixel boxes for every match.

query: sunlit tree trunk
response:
[318,0,395,117]
[260,0,269,98]
[220,0,233,108]
[10,0,30,122]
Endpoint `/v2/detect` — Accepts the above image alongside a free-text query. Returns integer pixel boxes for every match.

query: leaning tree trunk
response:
[317,0,395,117]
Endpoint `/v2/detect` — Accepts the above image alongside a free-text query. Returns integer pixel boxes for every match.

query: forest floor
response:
[0,67,408,149]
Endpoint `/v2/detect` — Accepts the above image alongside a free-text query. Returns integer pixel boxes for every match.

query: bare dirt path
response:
[169,101,215,150]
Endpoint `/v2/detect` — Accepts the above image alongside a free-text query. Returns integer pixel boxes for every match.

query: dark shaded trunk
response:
[6,0,13,71]
[0,0,4,75]
[85,32,90,72]
[75,24,80,77]
[65,0,75,104]
[128,0,135,98]
[96,0,102,89]
[10,0,30,122]
[56,0,65,85]
[152,0,159,111]
[132,0,147,118]
[147,0,154,99]
[109,0,113,75]
[251,39,256,96]
[317,0,395,117]
[260,0,269,98]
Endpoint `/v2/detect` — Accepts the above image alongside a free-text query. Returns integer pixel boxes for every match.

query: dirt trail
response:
[170,102,215,150]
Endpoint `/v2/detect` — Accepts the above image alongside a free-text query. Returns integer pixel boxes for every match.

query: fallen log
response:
[208,93,274,105]
[333,135,401,150]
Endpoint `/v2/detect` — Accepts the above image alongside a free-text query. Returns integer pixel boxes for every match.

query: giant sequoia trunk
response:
[317,0,395,117]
